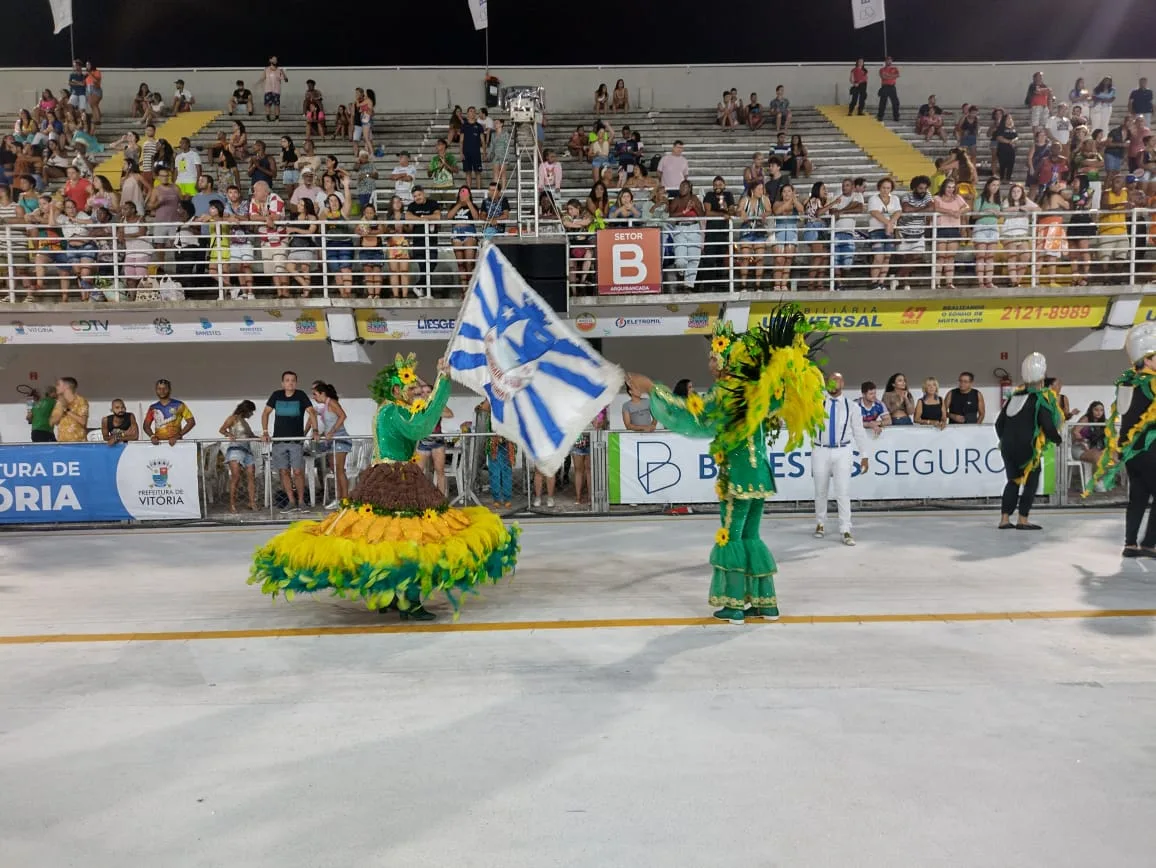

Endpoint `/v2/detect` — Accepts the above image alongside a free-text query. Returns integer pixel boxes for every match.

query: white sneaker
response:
[843,533,856,546]
[533,497,542,508]
[813,523,825,538]
[324,500,339,510]
[546,496,555,508]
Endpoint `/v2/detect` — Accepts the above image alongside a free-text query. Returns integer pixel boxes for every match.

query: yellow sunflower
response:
[713,451,725,465]
[409,398,428,415]
[398,366,417,385]
[422,508,439,521]
[711,335,731,354]
[686,392,705,417]
[409,454,423,464]
[358,504,375,516]
[714,527,730,547]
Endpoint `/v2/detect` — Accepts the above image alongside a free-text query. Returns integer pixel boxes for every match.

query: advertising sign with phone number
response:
[749,298,1108,332]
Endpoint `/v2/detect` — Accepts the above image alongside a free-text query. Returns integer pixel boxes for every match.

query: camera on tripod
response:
[500,85,544,125]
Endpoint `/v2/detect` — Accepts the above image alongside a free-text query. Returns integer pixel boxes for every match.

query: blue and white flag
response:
[447,244,624,476]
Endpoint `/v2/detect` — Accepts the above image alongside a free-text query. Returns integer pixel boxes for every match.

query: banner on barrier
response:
[0,442,201,524]
[607,427,1056,504]
[0,310,327,345]
[749,298,1107,333]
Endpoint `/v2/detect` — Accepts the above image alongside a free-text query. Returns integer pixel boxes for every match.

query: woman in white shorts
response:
[286,198,319,298]
[259,215,291,297]
[1001,183,1037,287]
[219,400,258,514]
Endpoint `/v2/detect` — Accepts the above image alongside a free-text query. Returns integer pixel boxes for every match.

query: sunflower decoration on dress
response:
[250,354,519,622]
[644,304,830,623]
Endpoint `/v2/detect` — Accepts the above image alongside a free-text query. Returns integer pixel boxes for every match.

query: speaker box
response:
[494,238,569,315]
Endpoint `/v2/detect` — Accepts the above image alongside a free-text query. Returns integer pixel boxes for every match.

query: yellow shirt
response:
[53,395,90,442]
[1099,189,1129,235]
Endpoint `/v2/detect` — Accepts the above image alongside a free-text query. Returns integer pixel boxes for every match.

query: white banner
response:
[852,0,886,29]
[467,0,488,30]
[0,310,328,344]
[610,425,1055,504]
[48,0,72,33]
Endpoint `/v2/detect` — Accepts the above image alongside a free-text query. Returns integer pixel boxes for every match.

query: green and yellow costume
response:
[250,354,519,618]
[646,309,829,622]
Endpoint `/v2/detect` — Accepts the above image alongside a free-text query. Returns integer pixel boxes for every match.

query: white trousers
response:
[1089,104,1112,135]
[813,446,853,534]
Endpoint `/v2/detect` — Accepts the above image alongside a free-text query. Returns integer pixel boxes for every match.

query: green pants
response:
[708,498,778,609]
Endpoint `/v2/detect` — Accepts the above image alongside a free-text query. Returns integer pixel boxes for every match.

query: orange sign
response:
[596,228,662,295]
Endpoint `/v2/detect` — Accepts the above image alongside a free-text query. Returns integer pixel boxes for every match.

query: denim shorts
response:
[416,438,444,453]
[592,156,612,170]
[973,225,999,244]
[283,169,300,185]
[833,231,856,267]
[359,248,385,263]
[869,229,896,253]
[225,446,255,467]
[774,226,799,245]
[317,438,352,454]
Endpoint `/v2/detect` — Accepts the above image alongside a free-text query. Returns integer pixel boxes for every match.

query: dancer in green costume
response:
[627,307,829,623]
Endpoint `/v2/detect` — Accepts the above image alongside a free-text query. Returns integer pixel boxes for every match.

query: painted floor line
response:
[1,608,1154,645]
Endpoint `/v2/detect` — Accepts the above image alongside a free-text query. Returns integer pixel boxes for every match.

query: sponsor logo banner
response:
[0,311,327,344]
[608,426,1055,504]
[358,306,719,340]
[0,442,201,524]
[749,298,1107,332]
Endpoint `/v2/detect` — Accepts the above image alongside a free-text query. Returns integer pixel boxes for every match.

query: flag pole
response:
[882,19,888,57]
[485,25,489,75]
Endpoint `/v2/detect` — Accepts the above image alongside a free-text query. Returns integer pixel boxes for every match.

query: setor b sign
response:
[596,228,662,295]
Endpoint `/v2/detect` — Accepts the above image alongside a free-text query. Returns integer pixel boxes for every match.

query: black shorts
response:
[463,152,483,173]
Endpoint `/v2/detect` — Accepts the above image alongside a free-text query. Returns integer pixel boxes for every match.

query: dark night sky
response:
[5,0,1156,68]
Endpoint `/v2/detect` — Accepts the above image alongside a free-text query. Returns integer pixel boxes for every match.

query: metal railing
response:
[0,206,1151,302]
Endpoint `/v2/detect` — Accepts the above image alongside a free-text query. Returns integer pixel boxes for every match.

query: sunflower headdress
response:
[370,352,419,404]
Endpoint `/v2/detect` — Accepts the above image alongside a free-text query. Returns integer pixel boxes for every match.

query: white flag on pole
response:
[446,244,624,476]
[466,0,488,30]
[47,0,73,34]
[851,0,885,29]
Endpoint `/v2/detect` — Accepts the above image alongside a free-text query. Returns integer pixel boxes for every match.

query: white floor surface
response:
[1,510,1155,867]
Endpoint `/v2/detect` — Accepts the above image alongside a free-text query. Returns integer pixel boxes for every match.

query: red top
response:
[851,67,868,85]
[880,65,900,86]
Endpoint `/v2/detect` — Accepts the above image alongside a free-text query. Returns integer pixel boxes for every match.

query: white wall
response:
[1,61,1151,116]
[0,329,1121,443]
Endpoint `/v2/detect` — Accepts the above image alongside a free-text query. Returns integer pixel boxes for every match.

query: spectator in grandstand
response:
[867,177,901,290]
[1037,179,1070,285]
[563,198,594,289]
[588,122,613,183]
[538,149,563,198]
[916,95,946,142]
[1130,77,1153,126]
[258,57,288,122]
[896,175,932,288]
[390,150,417,204]
[302,79,324,117]
[228,121,248,162]
[61,164,93,213]
[1026,129,1051,191]
[1091,77,1117,134]
[278,135,299,197]
[1066,174,1096,285]
[594,83,609,116]
[1073,401,1108,473]
[717,91,739,129]
[586,181,611,230]
[1045,103,1074,157]
[745,93,764,130]
[67,60,88,116]
[353,149,378,212]
[608,188,640,221]
[144,379,196,446]
[883,373,915,425]
[669,181,705,290]
[931,178,968,288]
[735,180,770,288]
[384,195,412,298]
[622,382,655,432]
[743,151,765,194]
[428,139,457,188]
[914,377,947,429]
[1102,117,1131,177]
[1036,143,1070,194]
[876,57,901,123]
[829,178,864,284]
[289,165,325,211]
[247,140,276,190]
[767,85,792,131]
[953,104,980,161]
[228,80,254,116]
[945,372,986,424]
[51,376,89,442]
[657,141,690,196]
[1070,104,1089,133]
[994,114,1019,182]
[56,197,97,300]
[489,118,511,186]
[1025,71,1054,132]
[406,186,441,295]
[447,106,464,144]
[172,200,206,290]
[785,135,813,179]
[972,177,1002,288]
[170,79,195,115]
[856,382,891,434]
[446,185,480,290]
[771,131,791,163]
[770,182,803,291]
[1001,182,1036,286]
[174,138,202,198]
[849,59,868,116]
[331,103,351,140]
[352,88,375,158]
[801,182,831,289]
[1069,77,1091,119]
[84,62,103,130]
[130,82,150,118]
[612,79,630,113]
[702,175,736,287]
[354,203,384,298]
[322,182,355,299]
[1098,172,1132,280]
[567,125,587,159]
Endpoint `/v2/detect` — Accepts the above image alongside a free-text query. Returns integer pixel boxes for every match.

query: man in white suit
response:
[812,372,871,546]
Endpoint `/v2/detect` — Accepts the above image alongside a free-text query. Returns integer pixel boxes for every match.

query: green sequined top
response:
[374,375,451,463]
[649,384,776,500]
